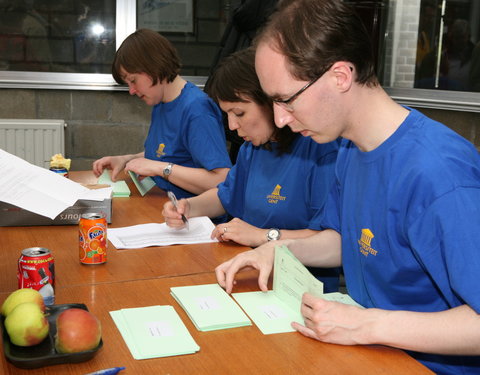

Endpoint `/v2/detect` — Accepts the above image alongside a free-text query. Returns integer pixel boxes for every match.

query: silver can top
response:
[21,247,51,257]
[80,213,106,220]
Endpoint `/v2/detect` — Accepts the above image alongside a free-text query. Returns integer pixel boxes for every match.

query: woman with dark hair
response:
[163,47,340,291]
[93,29,231,199]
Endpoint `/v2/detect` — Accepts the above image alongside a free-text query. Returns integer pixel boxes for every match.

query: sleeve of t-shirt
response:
[408,187,480,313]
[217,144,250,218]
[184,103,232,170]
[307,146,339,230]
[318,177,341,232]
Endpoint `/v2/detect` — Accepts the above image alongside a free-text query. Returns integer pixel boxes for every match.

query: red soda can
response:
[17,247,55,305]
[79,213,107,265]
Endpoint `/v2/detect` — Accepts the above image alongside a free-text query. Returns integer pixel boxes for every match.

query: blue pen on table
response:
[84,366,126,375]
[167,191,189,230]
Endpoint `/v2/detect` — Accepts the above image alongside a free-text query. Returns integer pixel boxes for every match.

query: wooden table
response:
[0,172,433,374]
[0,171,247,293]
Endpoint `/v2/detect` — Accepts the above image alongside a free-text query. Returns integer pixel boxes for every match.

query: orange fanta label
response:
[79,213,107,265]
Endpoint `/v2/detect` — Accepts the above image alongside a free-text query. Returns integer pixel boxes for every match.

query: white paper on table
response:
[108,216,218,249]
[78,187,113,201]
[0,148,111,219]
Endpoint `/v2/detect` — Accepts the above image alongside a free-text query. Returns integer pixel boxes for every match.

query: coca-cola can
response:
[17,247,55,305]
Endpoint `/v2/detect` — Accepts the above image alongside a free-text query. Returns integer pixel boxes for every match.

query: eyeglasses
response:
[272,65,332,112]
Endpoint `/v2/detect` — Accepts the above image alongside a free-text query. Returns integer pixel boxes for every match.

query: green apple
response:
[55,308,101,353]
[1,288,45,317]
[4,302,49,346]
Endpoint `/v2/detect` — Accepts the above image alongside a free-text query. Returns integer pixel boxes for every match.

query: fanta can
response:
[79,213,107,265]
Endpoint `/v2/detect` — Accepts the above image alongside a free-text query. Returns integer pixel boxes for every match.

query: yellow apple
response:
[4,302,49,346]
[1,288,45,317]
[55,308,101,353]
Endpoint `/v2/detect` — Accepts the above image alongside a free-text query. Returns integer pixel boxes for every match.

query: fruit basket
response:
[1,303,102,369]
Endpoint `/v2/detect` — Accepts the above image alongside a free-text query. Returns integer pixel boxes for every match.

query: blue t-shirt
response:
[218,135,338,230]
[322,108,480,375]
[218,135,340,291]
[144,81,232,199]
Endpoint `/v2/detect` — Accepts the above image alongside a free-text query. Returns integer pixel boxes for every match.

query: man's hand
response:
[292,292,374,345]
[215,242,279,293]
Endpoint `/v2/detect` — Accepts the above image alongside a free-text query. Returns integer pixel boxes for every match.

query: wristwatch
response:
[163,162,174,180]
[266,228,281,241]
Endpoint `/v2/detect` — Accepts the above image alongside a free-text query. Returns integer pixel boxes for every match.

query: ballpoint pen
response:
[84,366,126,375]
[167,191,189,230]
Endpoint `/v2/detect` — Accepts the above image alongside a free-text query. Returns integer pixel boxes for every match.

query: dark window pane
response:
[0,0,116,74]
[376,0,480,93]
[137,0,237,76]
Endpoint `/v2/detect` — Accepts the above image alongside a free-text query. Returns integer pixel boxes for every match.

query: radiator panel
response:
[0,119,65,168]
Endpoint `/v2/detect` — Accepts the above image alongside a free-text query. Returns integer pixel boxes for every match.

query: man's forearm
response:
[288,229,342,268]
[362,304,480,355]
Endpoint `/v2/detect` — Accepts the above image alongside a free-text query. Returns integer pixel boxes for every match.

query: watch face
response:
[163,164,172,176]
[267,229,280,241]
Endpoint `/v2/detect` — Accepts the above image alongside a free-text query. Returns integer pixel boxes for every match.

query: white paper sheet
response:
[108,216,218,249]
[0,149,112,219]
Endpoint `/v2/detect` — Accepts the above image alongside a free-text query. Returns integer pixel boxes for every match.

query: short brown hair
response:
[256,0,378,86]
[112,29,181,85]
[206,47,297,154]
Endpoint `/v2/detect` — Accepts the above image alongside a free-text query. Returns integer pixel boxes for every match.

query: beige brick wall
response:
[1,88,479,172]
[0,88,150,171]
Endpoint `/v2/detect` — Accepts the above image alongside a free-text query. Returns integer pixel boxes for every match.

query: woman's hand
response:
[124,157,162,178]
[211,218,268,247]
[162,198,190,229]
[92,155,132,181]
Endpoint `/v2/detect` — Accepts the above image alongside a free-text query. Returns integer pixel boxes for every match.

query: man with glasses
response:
[215,1,480,374]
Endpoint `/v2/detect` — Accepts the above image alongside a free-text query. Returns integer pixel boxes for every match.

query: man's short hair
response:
[256,0,378,86]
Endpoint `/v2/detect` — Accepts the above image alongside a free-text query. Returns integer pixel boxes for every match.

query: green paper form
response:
[98,170,131,197]
[127,171,156,196]
[170,283,252,331]
[110,305,199,359]
[232,245,362,335]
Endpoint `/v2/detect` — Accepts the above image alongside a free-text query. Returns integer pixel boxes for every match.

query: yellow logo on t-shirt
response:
[267,184,286,204]
[358,228,378,256]
[156,143,166,158]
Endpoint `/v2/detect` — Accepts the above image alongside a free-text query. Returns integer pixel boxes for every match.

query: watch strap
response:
[163,162,173,180]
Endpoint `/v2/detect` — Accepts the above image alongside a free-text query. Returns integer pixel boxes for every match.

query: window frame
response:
[0,0,479,113]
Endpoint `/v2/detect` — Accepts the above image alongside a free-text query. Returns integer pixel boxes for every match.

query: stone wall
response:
[1,88,479,172]
[0,88,150,171]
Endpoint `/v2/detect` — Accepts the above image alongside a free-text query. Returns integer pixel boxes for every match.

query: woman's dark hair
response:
[206,47,297,154]
[256,0,378,86]
[112,29,181,85]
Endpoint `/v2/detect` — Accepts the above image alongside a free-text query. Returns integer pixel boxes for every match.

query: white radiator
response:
[0,119,66,168]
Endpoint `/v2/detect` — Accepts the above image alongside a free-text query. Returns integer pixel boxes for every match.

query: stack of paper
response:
[232,245,362,335]
[128,171,156,196]
[98,170,131,197]
[171,284,252,331]
[0,149,112,219]
[108,216,218,249]
[110,305,199,359]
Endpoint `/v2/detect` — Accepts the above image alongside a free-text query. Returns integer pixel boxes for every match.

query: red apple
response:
[54,308,101,353]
